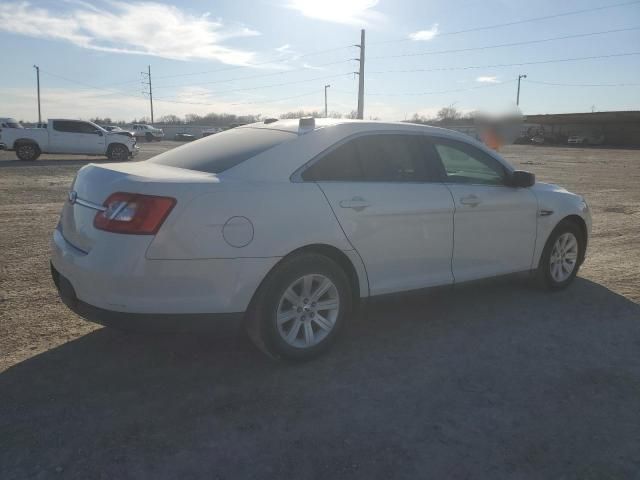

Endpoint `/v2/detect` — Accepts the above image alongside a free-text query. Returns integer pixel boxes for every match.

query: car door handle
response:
[460,194,481,206]
[339,197,370,211]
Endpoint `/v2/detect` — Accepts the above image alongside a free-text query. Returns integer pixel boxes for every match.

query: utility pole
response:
[354,29,365,119]
[141,65,154,123]
[516,74,527,107]
[33,65,41,123]
[324,84,330,118]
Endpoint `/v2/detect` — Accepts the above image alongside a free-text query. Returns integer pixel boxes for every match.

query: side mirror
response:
[96,130,103,136]
[509,170,535,188]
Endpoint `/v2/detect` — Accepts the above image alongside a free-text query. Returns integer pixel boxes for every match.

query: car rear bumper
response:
[51,262,244,332]
[50,225,279,318]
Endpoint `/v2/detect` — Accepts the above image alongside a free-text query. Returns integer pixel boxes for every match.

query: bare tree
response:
[158,114,183,125]
[279,110,324,119]
[436,106,462,122]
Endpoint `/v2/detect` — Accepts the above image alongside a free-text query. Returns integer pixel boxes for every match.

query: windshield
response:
[148,127,296,173]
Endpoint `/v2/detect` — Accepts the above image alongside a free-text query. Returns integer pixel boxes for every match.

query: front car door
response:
[428,136,538,282]
[302,133,455,295]
[74,121,106,154]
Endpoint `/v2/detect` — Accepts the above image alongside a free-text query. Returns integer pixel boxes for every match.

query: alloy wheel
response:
[549,232,578,282]
[276,274,340,348]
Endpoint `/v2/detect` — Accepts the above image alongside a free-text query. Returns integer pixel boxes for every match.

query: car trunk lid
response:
[60,162,219,253]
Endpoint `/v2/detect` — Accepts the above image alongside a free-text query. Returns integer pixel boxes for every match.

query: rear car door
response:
[428,136,538,282]
[51,121,105,154]
[303,133,455,295]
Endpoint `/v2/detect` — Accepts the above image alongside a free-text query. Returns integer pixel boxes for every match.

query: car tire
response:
[246,253,352,361]
[537,220,584,290]
[107,144,129,162]
[16,143,40,161]
[145,132,153,142]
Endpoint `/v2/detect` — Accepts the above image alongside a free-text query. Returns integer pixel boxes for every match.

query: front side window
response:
[431,138,507,185]
[76,122,100,134]
[302,134,433,182]
[355,134,428,182]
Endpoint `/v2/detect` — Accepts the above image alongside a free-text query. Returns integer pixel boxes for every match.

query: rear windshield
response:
[148,127,295,173]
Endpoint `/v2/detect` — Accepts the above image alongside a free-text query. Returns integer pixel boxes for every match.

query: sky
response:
[0,0,639,122]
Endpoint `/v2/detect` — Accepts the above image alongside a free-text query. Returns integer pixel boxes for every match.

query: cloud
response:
[408,24,439,41]
[0,1,260,64]
[275,44,292,53]
[285,0,384,25]
[476,76,499,83]
[302,62,325,71]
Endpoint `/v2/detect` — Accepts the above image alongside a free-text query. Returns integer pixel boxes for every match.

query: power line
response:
[372,0,640,45]
[368,52,640,75]
[364,80,517,97]
[370,26,640,60]
[526,79,640,87]
[153,72,355,100]
[39,69,135,96]
[64,44,356,89]
[151,45,354,81]
[152,59,352,90]
[153,90,322,107]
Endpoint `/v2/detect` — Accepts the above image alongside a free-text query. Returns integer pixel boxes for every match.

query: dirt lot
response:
[1,142,639,479]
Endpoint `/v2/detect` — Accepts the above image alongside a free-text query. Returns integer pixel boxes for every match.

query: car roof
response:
[238,118,474,140]
[224,118,511,181]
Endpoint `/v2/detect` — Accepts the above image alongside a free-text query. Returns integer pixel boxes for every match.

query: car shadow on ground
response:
[2,277,639,479]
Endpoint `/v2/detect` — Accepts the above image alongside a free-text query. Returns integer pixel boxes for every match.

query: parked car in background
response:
[0,117,22,129]
[132,124,164,142]
[100,125,135,138]
[568,135,587,145]
[51,118,591,361]
[1,119,138,161]
[568,134,604,146]
[0,117,22,149]
[202,127,222,137]
[175,133,196,142]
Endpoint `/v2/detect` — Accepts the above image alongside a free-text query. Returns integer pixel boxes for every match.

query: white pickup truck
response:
[0,119,138,161]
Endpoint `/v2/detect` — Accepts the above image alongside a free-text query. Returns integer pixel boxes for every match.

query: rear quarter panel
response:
[3,128,49,150]
[146,181,354,260]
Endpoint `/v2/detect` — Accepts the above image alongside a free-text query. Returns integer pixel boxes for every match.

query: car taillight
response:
[94,192,176,235]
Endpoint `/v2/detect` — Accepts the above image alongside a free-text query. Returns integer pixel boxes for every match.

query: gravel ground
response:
[1,142,639,479]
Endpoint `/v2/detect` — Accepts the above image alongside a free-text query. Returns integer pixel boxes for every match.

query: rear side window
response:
[53,121,99,134]
[149,127,296,174]
[301,141,361,181]
[302,134,435,182]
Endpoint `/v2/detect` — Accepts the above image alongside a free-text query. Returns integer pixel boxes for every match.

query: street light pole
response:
[516,74,527,107]
[33,65,41,123]
[324,84,330,118]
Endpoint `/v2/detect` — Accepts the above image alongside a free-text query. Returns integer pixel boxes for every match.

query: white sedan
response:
[51,118,591,360]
